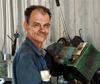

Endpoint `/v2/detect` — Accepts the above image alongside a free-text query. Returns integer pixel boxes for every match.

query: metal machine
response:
[45,39,100,84]
[44,0,100,84]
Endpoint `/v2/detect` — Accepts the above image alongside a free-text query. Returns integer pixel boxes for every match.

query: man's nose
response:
[40,25,45,30]
[39,25,45,31]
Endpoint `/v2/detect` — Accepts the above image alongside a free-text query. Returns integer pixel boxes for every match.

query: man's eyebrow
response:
[32,22,50,25]
[32,22,40,24]
[44,23,50,25]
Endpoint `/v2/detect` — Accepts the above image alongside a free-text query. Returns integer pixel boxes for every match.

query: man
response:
[12,5,52,84]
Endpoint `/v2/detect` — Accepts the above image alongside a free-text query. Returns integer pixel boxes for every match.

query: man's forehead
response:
[31,9,47,15]
[30,10,49,20]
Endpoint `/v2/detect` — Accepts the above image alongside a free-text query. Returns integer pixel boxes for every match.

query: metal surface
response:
[73,42,87,56]
[66,43,100,81]
[0,53,4,60]
[0,60,7,76]
[54,43,100,81]
[54,47,76,65]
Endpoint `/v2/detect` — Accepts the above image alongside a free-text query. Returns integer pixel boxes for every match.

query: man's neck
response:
[27,36,42,50]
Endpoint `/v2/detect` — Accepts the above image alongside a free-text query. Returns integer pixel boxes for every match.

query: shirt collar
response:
[25,37,44,57]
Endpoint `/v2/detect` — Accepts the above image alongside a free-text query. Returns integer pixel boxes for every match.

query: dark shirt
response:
[12,37,51,84]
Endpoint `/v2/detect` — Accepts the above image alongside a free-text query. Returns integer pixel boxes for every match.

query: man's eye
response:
[34,24,38,26]
[44,24,50,28]
[33,24,40,27]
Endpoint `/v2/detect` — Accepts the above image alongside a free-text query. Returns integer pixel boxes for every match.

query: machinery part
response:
[56,42,100,82]
[0,78,5,84]
[71,36,84,47]
[55,0,71,42]
[12,32,20,56]
[54,47,76,66]
[44,42,65,57]
[55,0,84,47]
[7,35,13,42]
[79,29,82,37]
[0,60,7,77]
[57,76,73,84]
[0,76,12,84]
[57,37,70,46]
[7,32,20,56]
[0,53,4,60]
[55,0,60,6]
[44,42,65,76]
[45,42,100,84]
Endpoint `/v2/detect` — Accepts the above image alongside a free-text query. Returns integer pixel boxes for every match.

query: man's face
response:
[26,9,50,43]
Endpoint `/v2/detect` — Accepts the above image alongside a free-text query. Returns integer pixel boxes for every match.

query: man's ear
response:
[23,21,28,31]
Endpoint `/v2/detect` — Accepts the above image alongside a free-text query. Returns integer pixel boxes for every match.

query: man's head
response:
[24,5,51,24]
[23,5,51,47]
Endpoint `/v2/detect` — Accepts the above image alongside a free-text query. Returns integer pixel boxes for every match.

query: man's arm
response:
[16,53,42,84]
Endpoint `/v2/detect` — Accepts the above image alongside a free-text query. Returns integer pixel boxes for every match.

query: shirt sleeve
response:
[16,52,42,84]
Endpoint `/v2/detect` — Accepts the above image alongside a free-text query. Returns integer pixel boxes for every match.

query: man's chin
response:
[38,37,46,42]
[37,39,45,43]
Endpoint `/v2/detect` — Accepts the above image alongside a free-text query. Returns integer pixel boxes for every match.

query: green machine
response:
[52,42,100,83]
[45,41,100,84]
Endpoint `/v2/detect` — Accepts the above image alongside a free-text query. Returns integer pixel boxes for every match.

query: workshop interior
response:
[0,0,100,84]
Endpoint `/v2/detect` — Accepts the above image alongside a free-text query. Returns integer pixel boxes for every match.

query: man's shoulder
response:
[13,42,37,65]
[18,41,34,52]
[14,41,36,58]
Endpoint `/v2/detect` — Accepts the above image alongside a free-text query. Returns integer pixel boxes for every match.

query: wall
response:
[0,0,100,54]
[0,0,100,83]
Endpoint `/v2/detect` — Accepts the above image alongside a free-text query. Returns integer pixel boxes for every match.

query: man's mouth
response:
[37,33,46,37]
